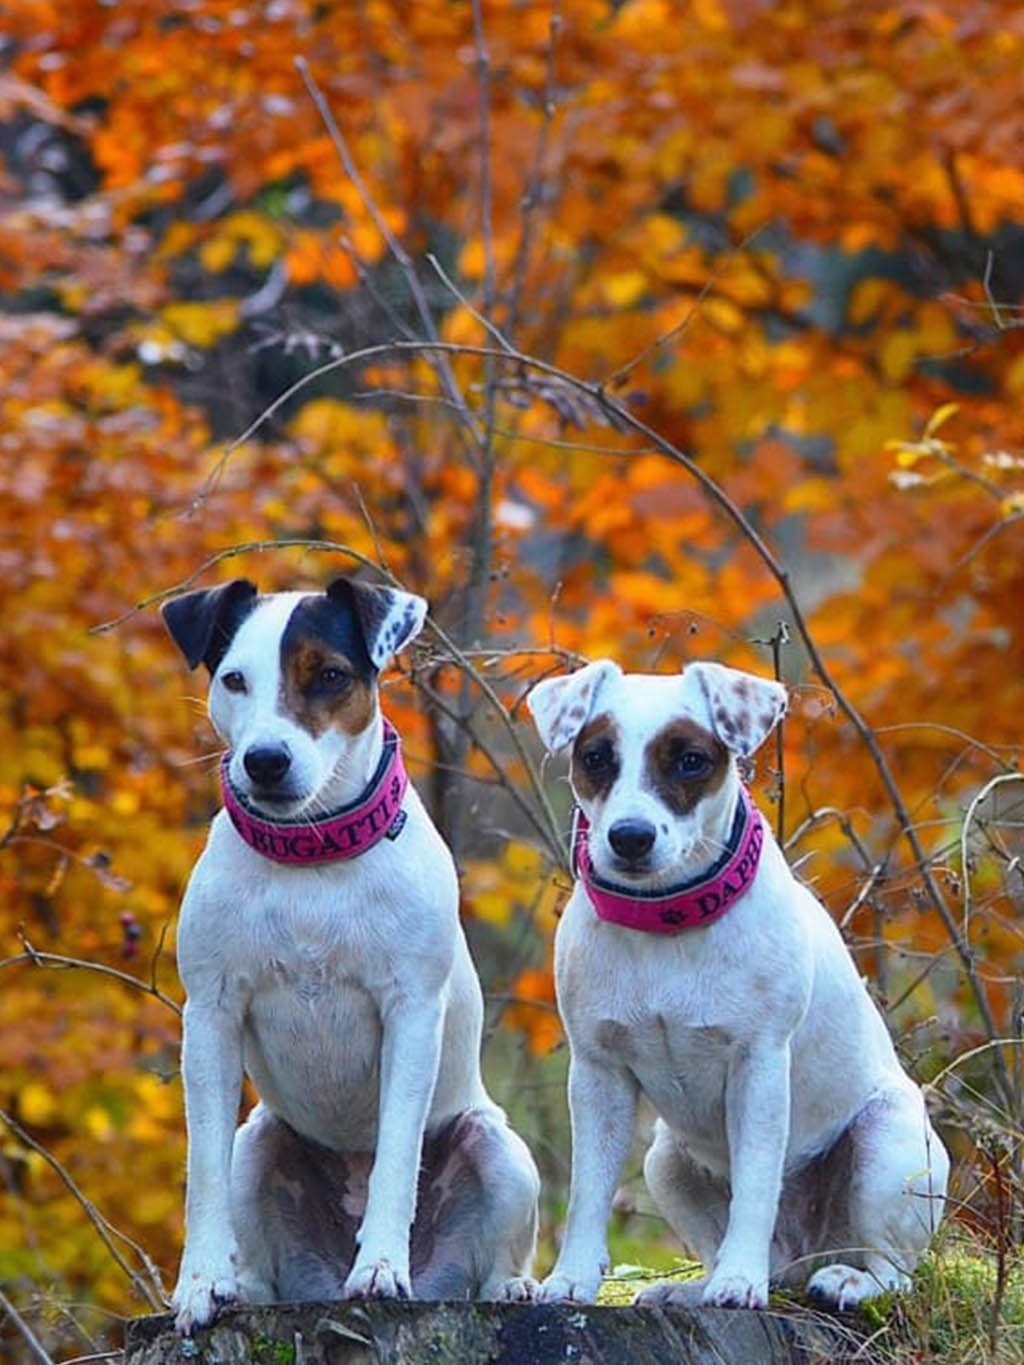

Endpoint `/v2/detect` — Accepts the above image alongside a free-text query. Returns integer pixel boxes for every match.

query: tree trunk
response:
[126,1300,864,1365]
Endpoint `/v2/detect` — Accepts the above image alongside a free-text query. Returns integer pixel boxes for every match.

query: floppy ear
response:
[527,659,622,754]
[685,660,787,758]
[161,579,258,673]
[326,576,428,671]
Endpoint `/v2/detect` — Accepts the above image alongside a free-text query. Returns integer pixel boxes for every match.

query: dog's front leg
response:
[343,990,444,1300]
[172,998,244,1333]
[538,1055,639,1304]
[702,1037,791,1310]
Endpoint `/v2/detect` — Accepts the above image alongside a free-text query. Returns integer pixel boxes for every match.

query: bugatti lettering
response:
[234,791,401,862]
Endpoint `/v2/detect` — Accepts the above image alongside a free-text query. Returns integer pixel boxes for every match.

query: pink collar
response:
[572,787,765,933]
[221,719,408,866]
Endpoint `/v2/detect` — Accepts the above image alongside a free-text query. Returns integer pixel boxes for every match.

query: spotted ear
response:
[161,579,258,673]
[326,576,428,671]
[685,660,787,758]
[527,659,622,754]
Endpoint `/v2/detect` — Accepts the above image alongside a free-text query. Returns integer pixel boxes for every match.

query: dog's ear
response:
[161,579,258,673]
[527,660,622,754]
[685,660,787,758]
[326,576,428,671]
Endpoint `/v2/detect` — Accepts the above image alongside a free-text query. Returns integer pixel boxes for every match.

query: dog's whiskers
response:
[174,748,228,770]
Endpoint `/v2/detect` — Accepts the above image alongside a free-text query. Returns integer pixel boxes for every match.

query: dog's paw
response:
[806,1264,880,1311]
[494,1274,538,1303]
[172,1262,240,1335]
[536,1268,601,1304]
[343,1257,411,1301]
[701,1268,768,1310]
[634,1277,706,1308]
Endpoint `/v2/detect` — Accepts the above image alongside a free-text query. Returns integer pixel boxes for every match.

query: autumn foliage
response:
[2,1,1024,1355]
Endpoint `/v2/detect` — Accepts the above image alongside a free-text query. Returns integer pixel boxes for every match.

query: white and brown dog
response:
[528,659,948,1312]
[163,576,538,1333]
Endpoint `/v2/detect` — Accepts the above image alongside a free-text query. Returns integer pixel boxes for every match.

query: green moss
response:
[250,1334,296,1365]
[597,1258,702,1307]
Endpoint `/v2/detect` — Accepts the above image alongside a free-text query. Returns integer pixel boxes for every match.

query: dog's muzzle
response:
[221,720,409,865]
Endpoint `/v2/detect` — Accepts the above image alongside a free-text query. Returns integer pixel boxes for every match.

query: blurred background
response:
[1,1,1023,1358]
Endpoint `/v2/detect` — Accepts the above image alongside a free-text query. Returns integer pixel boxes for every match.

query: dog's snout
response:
[243,743,292,787]
[608,818,657,863]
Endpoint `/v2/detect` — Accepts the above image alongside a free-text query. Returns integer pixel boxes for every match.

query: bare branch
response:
[0,1287,55,1365]
[2,935,181,1017]
[505,3,562,341]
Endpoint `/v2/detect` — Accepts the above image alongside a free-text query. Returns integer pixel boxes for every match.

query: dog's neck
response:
[573,785,765,934]
[320,708,387,809]
[221,716,408,866]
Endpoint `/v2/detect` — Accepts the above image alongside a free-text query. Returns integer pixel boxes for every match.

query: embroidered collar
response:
[572,786,765,933]
[221,719,408,866]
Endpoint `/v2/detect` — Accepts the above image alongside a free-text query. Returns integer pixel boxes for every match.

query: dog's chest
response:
[263,928,343,1001]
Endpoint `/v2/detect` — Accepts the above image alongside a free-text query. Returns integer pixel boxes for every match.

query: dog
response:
[162,575,539,1333]
[527,659,948,1312]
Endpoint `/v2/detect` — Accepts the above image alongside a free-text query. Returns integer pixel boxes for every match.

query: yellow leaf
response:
[83,1105,115,1142]
[1005,354,1024,395]
[923,403,959,438]
[73,744,110,770]
[879,330,916,383]
[19,1082,57,1126]
[1001,492,1024,515]
[471,891,514,928]
[601,270,648,309]
[161,299,240,348]
[692,0,728,31]
[199,234,236,273]
[895,446,923,468]
[848,278,887,326]
[502,841,543,884]
[782,477,834,513]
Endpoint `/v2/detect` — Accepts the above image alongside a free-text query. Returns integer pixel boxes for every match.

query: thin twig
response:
[602,223,766,391]
[505,2,562,341]
[0,1287,55,1365]
[2,939,181,1017]
[416,676,563,861]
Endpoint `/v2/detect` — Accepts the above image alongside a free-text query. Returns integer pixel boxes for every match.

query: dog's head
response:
[162,576,426,814]
[528,660,786,885]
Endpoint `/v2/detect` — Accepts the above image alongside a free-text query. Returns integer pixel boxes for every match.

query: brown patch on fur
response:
[571,712,621,802]
[281,640,376,738]
[644,717,729,816]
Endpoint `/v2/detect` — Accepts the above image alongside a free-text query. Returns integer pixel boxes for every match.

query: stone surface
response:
[126,1301,865,1365]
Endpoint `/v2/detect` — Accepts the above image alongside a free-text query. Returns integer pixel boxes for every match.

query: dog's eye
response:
[221,670,247,694]
[318,666,352,691]
[580,741,614,774]
[673,749,711,779]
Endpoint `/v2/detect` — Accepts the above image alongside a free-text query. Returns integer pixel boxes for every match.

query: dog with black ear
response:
[162,576,539,1333]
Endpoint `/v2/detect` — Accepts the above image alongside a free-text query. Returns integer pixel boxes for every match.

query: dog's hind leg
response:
[633,1120,727,1307]
[412,1107,539,1301]
[805,1089,949,1310]
[230,1103,366,1303]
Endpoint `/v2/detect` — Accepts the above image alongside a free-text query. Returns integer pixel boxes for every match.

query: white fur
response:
[528,661,948,1310]
[170,593,538,1332]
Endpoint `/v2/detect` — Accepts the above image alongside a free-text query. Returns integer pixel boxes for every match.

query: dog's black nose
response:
[243,743,292,787]
[608,819,657,863]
